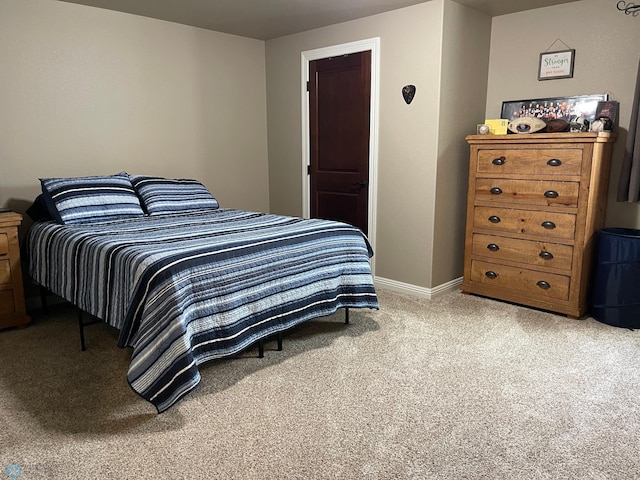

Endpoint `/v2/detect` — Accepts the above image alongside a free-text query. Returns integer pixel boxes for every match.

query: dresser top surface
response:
[466,132,617,145]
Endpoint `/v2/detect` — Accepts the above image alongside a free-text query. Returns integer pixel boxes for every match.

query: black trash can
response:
[591,228,640,328]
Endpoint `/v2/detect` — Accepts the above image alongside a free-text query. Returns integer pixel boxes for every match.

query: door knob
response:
[351,180,367,192]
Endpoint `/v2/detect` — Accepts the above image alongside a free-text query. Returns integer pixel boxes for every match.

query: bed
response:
[25,173,379,412]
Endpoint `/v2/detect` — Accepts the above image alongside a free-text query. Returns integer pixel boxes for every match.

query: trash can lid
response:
[601,228,640,238]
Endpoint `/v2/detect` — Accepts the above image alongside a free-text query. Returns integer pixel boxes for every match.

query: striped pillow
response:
[40,174,145,225]
[130,175,219,215]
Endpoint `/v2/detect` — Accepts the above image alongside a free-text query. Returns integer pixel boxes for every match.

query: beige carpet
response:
[1,288,639,479]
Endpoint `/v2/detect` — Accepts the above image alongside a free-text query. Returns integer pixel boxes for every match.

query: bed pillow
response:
[25,194,54,222]
[130,175,219,215]
[40,174,145,225]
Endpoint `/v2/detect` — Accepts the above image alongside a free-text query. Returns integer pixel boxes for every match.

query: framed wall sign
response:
[538,49,575,80]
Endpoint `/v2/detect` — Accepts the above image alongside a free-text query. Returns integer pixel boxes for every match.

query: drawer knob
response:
[547,158,562,167]
[490,187,503,195]
[539,251,554,260]
[488,215,501,224]
[487,243,500,252]
[492,156,506,166]
[544,190,559,198]
[541,221,556,229]
[536,280,551,290]
[485,271,498,279]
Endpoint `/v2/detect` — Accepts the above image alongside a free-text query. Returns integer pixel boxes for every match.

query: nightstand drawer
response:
[0,211,30,329]
[471,233,573,272]
[475,178,579,208]
[473,206,576,240]
[470,260,570,301]
[0,233,8,256]
[0,290,15,315]
[0,260,11,285]
[477,148,583,176]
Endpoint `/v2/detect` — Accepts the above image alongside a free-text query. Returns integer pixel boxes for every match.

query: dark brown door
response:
[309,50,371,235]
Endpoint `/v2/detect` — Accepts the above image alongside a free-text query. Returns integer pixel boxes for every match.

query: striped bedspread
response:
[26,209,379,412]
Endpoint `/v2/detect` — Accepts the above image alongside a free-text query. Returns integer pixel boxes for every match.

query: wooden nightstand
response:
[0,211,30,329]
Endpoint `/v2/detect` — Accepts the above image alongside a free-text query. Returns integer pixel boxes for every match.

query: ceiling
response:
[59,0,581,40]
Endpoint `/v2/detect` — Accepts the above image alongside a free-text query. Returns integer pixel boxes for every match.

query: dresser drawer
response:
[475,178,579,208]
[470,260,570,300]
[471,233,573,272]
[477,148,583,176]
[473,206,576,240]
[0,233,8,256]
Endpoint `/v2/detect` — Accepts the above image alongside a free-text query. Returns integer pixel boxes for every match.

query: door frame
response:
[301,38,380,272]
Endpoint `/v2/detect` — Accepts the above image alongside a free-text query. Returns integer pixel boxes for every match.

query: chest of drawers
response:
[461,133,617,318]
[0,211,30,329]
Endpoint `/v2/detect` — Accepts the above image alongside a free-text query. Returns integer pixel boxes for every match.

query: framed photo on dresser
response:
[501,94,608,123]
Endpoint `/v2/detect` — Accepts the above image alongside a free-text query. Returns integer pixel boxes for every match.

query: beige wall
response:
[266,0,491,289]
[433,1,491,287]
[7,0,634,293]
[267,0,638,291]
[266,1,443,288]
[0,0,269,224]
[486,0,640,229]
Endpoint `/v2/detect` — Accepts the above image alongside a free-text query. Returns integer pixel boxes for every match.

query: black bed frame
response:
[39,285,350,356]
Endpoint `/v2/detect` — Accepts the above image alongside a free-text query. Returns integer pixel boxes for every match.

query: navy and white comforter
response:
[26,209,379,412]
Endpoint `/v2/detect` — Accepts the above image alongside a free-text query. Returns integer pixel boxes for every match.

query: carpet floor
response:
[1,288,639,479]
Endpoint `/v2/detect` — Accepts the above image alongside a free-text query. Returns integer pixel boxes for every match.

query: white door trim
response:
[301,37,380,272]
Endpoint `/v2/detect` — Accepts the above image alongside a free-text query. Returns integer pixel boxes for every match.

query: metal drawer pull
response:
[539,251,554,260]
[541,221,556,229]
[544,190,559,198]
[490,187,503,195]
[547,159,562,167]
[487,243,500,252]
[485,271,498,279]
[536,280,551,290]
[492,156,506,165]
[488,215,501,224]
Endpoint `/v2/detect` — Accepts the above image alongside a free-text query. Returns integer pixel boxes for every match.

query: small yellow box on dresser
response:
[483,119,509,135]
[0,211,31,329]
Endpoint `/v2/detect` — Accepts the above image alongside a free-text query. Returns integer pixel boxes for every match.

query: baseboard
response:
[374,276,463,299]
[26,277,464,311]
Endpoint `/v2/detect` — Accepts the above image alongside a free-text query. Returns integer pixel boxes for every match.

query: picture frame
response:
[500,94,609,124]
[595,100,619,124]
[538,49,575,81]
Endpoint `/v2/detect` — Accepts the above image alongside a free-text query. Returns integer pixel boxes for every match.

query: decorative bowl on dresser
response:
[461,132,617,318]
[0,211,31,329]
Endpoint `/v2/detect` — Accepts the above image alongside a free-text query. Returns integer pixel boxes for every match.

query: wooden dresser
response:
[0,211,30,329]
[461,132,617,318]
